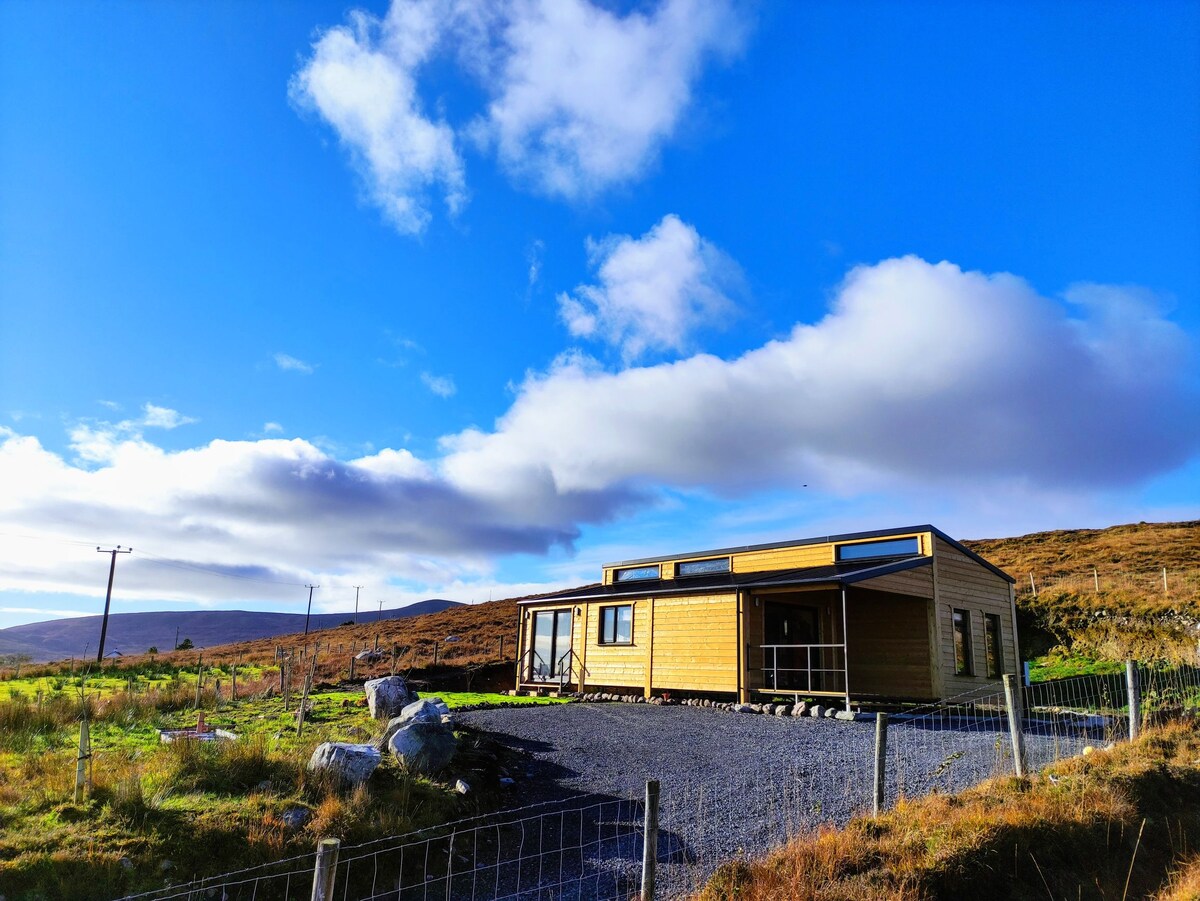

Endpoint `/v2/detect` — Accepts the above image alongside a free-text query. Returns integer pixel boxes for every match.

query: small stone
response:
[499,776,515,786]
[774,705,790,716]
[455,779,471,794]
[791,702,809,717]
[833,710,858,721]
[809,704,826,718]
[119,857,133,871]
[824,707,836,718]
[281,807,311,831]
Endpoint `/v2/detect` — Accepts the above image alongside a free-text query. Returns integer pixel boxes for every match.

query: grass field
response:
[0,679,569,900]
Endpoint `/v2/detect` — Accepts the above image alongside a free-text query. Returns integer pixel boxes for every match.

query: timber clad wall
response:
[933,538,1016,698]
[845,587,934,699]
[648,594,738,692]
[578,599,650,689]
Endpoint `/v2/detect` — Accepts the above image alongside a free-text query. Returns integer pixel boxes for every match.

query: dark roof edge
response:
[604,523,1014,585]
[519,555,936,605]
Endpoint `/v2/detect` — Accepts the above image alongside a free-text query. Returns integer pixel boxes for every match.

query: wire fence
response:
[1020,566,1200,601]
[114,662,1200,901]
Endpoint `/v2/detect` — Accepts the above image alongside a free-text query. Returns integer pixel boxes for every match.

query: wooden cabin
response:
[515,526,1017,706]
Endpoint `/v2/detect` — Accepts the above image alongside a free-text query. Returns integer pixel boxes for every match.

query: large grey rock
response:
[375,698,453,751]
[364,676,418,720]
[791,702,809,717]
[387,721,457,775]
[809,704,826,718]
[355,649,383,663]
[307,742,381,786]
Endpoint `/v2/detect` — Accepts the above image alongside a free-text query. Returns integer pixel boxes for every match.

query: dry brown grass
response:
[1157,854,1200,900]
[695,719,1200,901]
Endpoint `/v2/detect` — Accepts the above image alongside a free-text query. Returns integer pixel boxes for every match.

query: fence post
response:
[1127,660,1141,742]
[1002,673,1027,778]
[310,837,340,901]
[641,779,659,901]
[873,712,888,816]
[74,717,90,803]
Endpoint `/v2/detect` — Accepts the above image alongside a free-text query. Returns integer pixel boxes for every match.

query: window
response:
[952,609,973,676]
[677,557,731,577]
[985,614,1003,678]
[599,605,633,644]
[835,536,920,561]
[614,565,659,582]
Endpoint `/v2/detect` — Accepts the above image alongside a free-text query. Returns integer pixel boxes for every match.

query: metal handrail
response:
[761,643,846,693]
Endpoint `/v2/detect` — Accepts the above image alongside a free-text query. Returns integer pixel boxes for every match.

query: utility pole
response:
[95,546,131,664]
[303,584,319,636]
[377,600,384,622]
[353,585,363,625]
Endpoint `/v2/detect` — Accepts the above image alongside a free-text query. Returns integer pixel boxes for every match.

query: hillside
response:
[0,599,461,663]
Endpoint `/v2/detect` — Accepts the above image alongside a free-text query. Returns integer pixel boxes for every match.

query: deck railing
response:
[761,643,847,694]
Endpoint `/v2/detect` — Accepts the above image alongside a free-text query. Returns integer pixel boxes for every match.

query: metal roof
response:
[518,555,934,605]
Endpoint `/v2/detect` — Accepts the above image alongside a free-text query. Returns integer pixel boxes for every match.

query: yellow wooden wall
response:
[647,594,738,692]
[576,599,651,689]
[932,538,1017,697]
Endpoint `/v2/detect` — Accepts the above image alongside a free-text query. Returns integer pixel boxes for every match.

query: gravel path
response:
[456,701,1102,899]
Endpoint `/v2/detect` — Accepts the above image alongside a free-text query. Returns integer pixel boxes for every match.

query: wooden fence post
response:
[1127,660,1141,742]
[641,779,659,901]
[74,716,90,803]
[873,712,889,816]
[195,655,204,710]
[310,837,340,901]
[1003,673,1027,778]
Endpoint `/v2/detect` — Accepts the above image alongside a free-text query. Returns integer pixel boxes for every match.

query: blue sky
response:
[1,0,1197,631]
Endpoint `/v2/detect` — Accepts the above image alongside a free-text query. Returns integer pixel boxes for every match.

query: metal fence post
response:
[311,837,340,901]
[641,779,660,901]
[1127,659,1141,742]
[872,712,888,815]
[1002,673,1027,778]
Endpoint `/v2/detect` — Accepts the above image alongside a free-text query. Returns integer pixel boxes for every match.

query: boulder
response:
[791,702,809,717]
[375,698,452,750]
[824,706,836,718]
[387,720,457,775]
[364,676,418,720]
[355,649,383,664]
[833,709,859,721]
[774,704,790,716]
[307,742,381,786]
[809,704,826,718]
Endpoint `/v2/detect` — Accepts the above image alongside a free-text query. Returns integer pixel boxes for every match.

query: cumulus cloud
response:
[274,353,315,374]
[420,371,457,397]
[292,0,746,232]
[558,214,740,360]
[443,256,1199,503]
[142,404,196,429]
[465,0,746,197]
[3,257,1195,607]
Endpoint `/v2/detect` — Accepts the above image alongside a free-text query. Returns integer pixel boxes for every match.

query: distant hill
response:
[0,600,461,663]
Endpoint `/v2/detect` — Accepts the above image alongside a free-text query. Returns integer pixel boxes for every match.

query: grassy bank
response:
[695,718,1200,900]
[0,684,566,900]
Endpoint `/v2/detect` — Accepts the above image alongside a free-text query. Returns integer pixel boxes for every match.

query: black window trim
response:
[598,603,634,646]
[952,607,974,676]
[676,556,732,577]
[613,564,660,583]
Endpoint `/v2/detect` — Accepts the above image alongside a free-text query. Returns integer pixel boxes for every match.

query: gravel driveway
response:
[456,701,1082,898]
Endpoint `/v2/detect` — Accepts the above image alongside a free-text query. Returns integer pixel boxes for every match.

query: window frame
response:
[984,613,1003,679]
[952,608,974,676]
[598,604,634,646]
[676,557,731,577]
[613,564,660,583]
[834,536,921,562]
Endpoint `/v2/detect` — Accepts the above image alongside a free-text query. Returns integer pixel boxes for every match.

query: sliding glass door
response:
[529,609,573,682]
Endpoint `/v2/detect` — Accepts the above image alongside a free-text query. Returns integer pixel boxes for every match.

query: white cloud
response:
[263,422,284,434]
[292,0,747,233]
[274,353,315,374]
[558,214,739,360]
[443,256,1199,504]
[142,404,196,430]
[467,0,746,198]
[290,1,465,235]
[420,371,457,397]
[2,257,1194,610]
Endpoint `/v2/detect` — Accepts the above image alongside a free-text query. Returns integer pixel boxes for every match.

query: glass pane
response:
[615,606,632,643]
[953,609,971,675]
[532,612,555,678]
[615,565,660,582]
[678,557,731,576]
[985,615,1001,678]
[555,610,572,671]
[836,537,920,561]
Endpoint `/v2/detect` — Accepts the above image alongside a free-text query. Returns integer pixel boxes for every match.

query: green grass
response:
[0,681,570,899]
[1028,649,1125,682]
